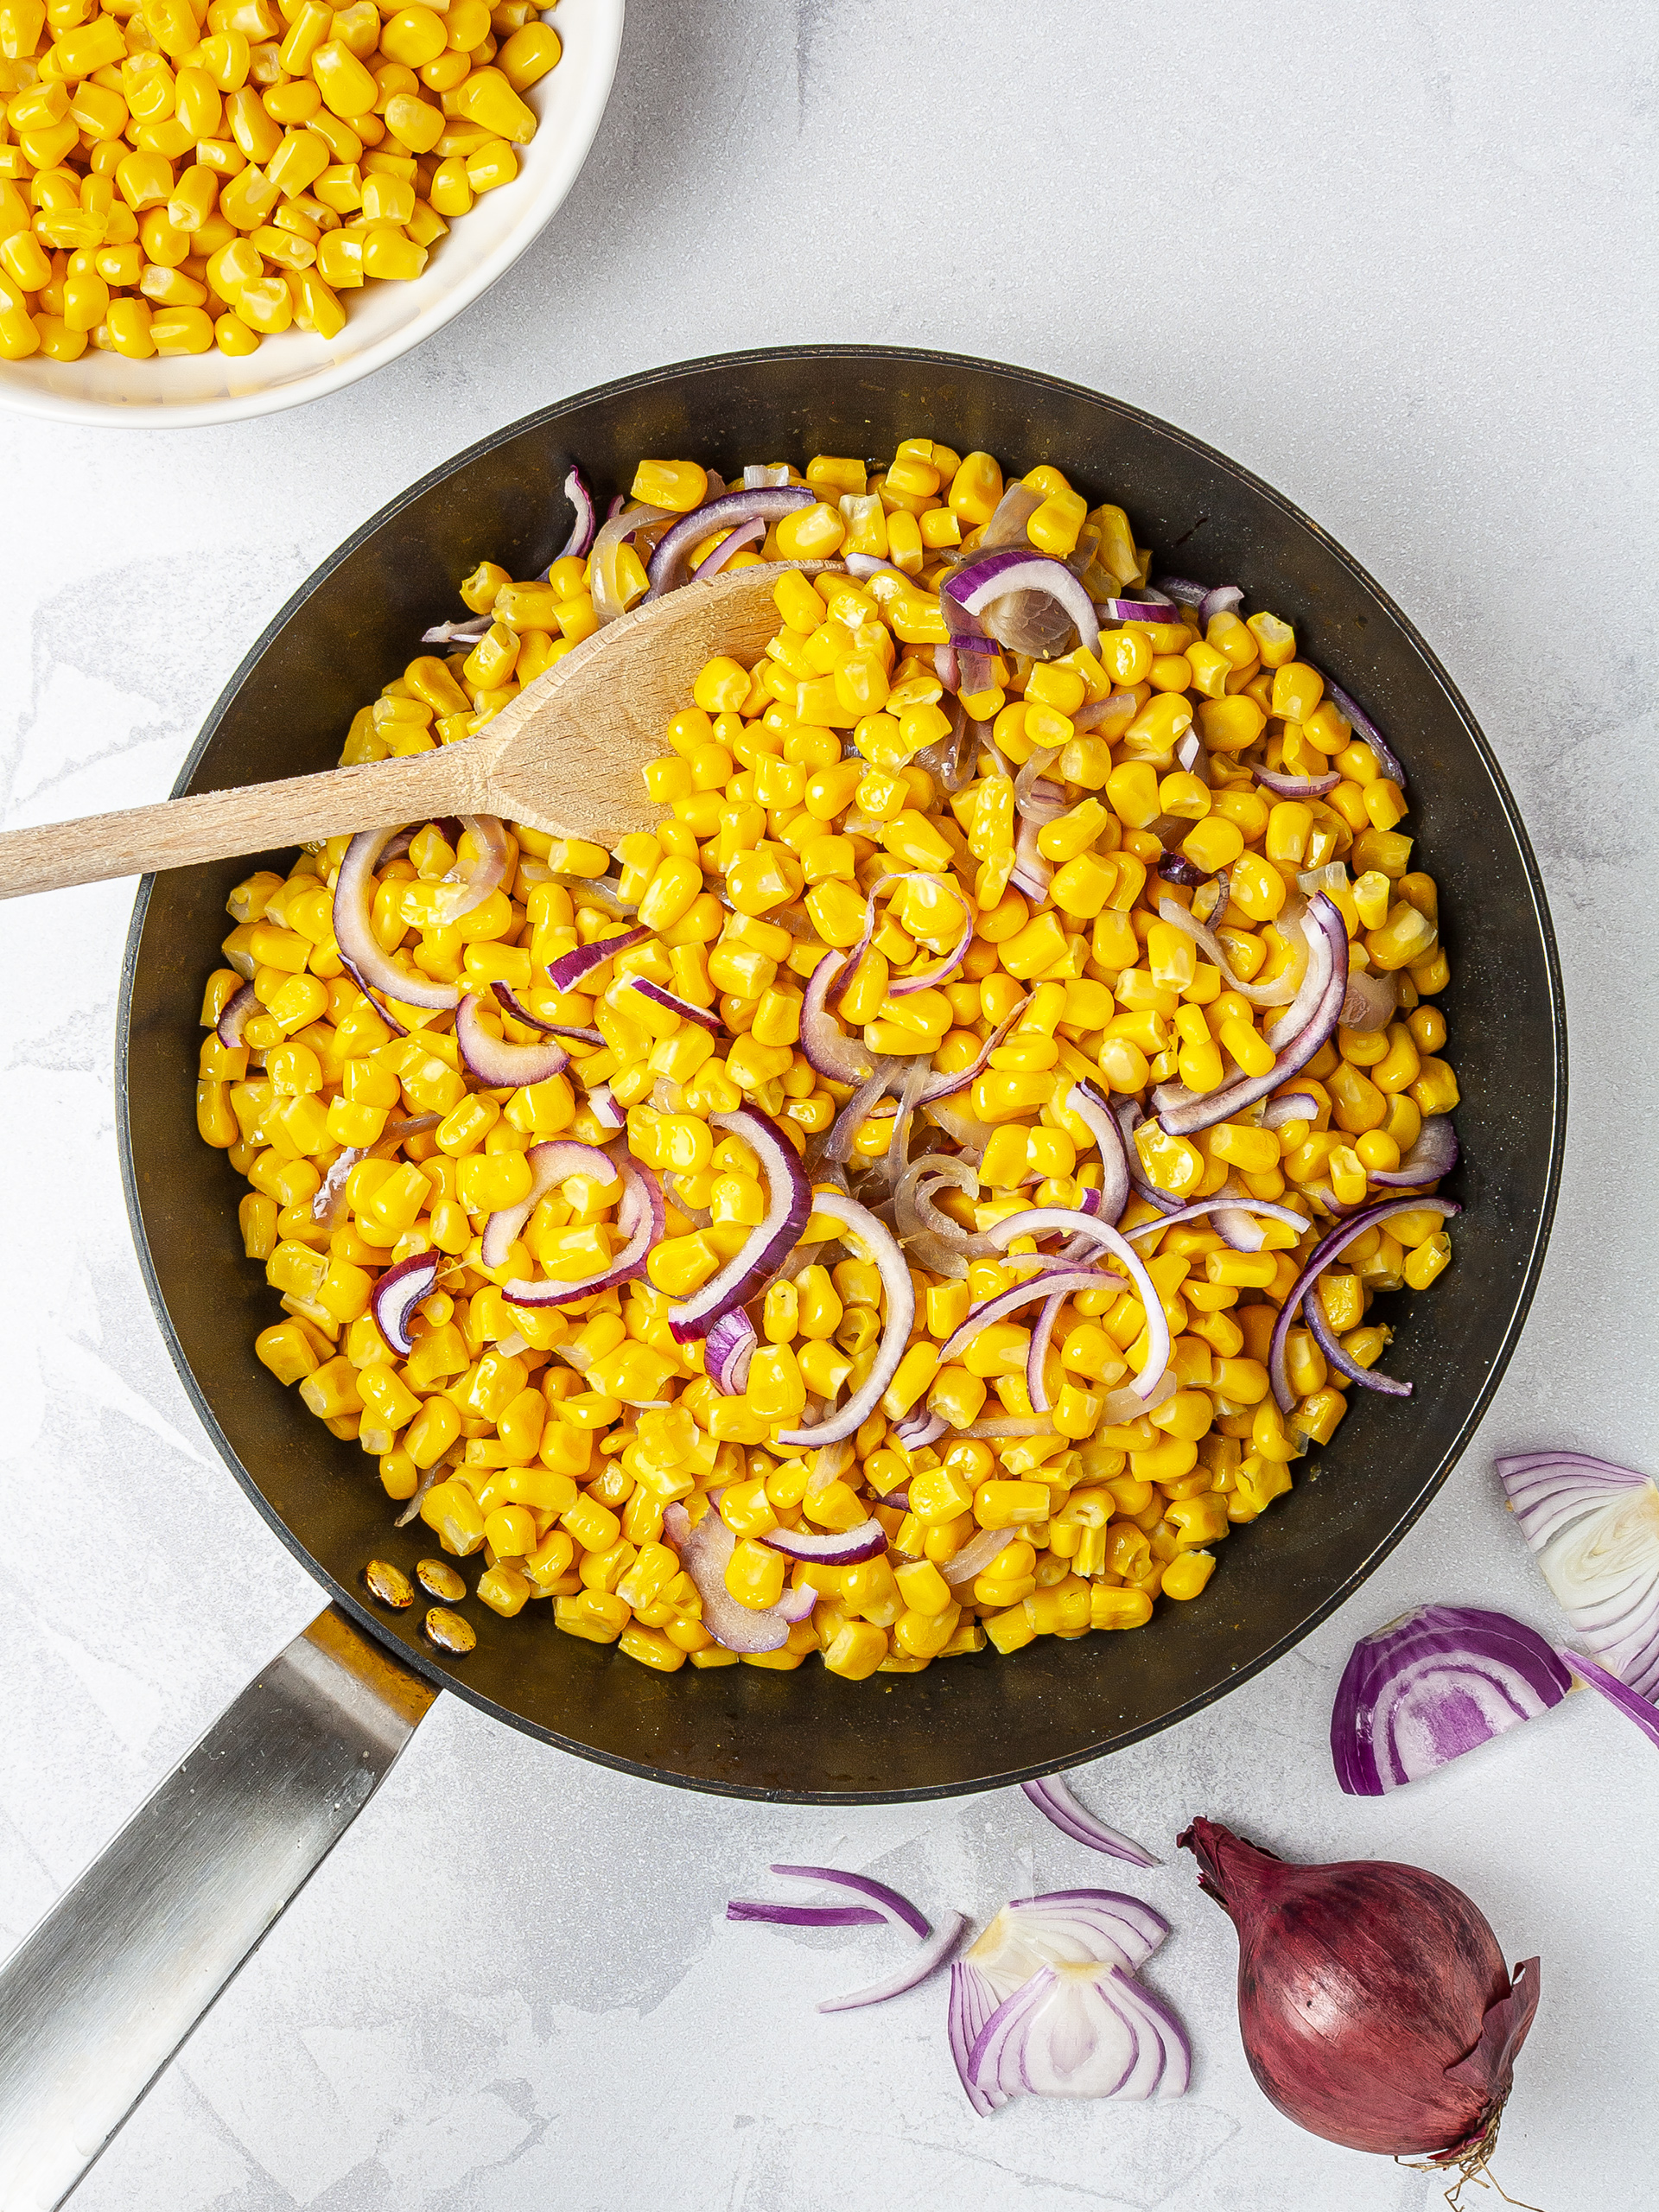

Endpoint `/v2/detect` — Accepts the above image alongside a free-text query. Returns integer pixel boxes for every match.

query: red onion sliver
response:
[1325,677,1407,791]
[630,979,721,1033]
[586,1083,626,1131]
[727,1901,884,1928]
[431,815,509,926]
[1305,1294,1412,1398]
[664,1500,798,1655]
[774,1191,914,1448]
[309,1112,441,1229]
[982,1211,1169,1401]
[480,1137,616,1272]
[454,993,570,1088]
[1021,1776,1158,1867]
[502,1155,664,1307]
[770,1865,931,1940]
[370,1250,438,1355]
[544,924,651,994]
[646,487,814,595]
[552,464,595,563]
[1262,1090,1319,1131]
[705,1306,758,1395]
[1154,895,1300,1008]
[1248,761,1341,799]
[333,828,461,1012]
[1027,1292,1067,1417]
[945,550,1101,659]
[818,1912,969,2014]
[491,981,602,1044]
[215,980,257,1047]
[1268,1194,1460,1412]
[760,1519,888,1566]
[667,1107,811,1342]
[1364,1113,1459,1187]
[690,515,766,582]
[1560,1649,1659,1751]
[1065,1079,1132,1227]
[1123,1192,1308,1241]
[800,948,879,1086]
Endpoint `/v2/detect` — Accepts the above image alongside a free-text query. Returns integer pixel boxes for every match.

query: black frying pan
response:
[0,348,1567,2201]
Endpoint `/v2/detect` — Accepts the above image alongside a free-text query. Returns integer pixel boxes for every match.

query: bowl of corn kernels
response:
[0,0,623,425]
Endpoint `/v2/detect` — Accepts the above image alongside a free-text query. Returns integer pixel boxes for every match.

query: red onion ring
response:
[984,1211,1169,1401]
[705,1306,757,1395]
[823,1059,899,1166]
[553,463,595,563]
[1021,1776,1159,1867]
[761,1519,888,1566]
[480,1137,616,1271]
[935,1266,1115,1370]
[370,1250,437,1355]
[667,1107,811,1342]
[917,1002,1028,1109]
[1268,1194,1460,1412]
[646,488,815,596]
[454,993,570,1088]
[1027,1290,1069,1415]
[333,828,461,1012]
[944,550,1102,659]
[544,925,651,994]
[503,1155,664,1308]
[490,982,603,1044]
[818,1912,969,2014]
[690,515,766,582]
[1262,1091,1319,1130]
[774,1190,914,1448]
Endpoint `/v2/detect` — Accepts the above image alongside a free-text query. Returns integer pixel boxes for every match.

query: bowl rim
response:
[0,0,625,432]
[116,344,1569,1801]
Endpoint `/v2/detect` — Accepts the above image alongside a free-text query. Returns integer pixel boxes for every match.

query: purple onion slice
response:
[544,925,651,995]
[667,1108,810,1342]
[774,1191,915,1448]
[552,463,596,563]
[1325,677,1407,790]
[691,515,766,581]
[333,828,461,1013]
[370,1250,438,1355]
[1560,1649,1659,1751]
[944,550,1101,659]
[819,1911,969,2014]
[1364,1112,1459,1187]
[983,1211,1167,1400]
[1021,1776,1158,1866]
[491,981,602,1044]
[705,1306,757,1395]
[1248,760,1342,799]
[480,1137,616,1271]
[799,949,878,1086]
[760,1520,888,1566]
[645,487,814,595]
[1065,1079,1132,1227]
[1330,1604,1572,1794]
[727,1901,885,1928]
[630,978,722,1034]
[1267,1193,1460,1412]
[215,981,257,1047]
[770,1864,931,1940]
[1305,1293,1412,1397]
[502,1155,663,1308]
[664,1500,798,1655]
[454,993,570,1089]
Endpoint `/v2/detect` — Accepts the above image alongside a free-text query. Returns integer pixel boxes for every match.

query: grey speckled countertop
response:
[1,3,1656,2206]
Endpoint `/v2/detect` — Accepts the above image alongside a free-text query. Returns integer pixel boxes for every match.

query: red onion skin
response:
[1179,1821,1538,2162]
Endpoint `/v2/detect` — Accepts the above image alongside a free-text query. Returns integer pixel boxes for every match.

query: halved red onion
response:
[969,1960,1190,2107]
[705,1306,757,1395]
[590,499,672,623]
[490,981,602,1044]
[1154,895,1301,1007]
[1331,1605,1572,1795]
[801,949,878,1085]
[503,1155,663,1307]
[480,1137,616,1271]
[770,1864,931,1939]
[646,487,815,595]
[1325,677,1407,790]
[667,1108,810,1342]
[630,979,721,1034]
[819,1912,969,2013]
[333,829,461,1012]
[370,1249,438,1354]
[1560,1649,1659,1751]
[1160,895,1348,1137]
[1365,1113,1459,1187]
[553,463,595,563]
[1249,760,1341,799]
[455,993,570,1087]
[310,1112,441,1228]
[215,980,257,1047]
[1268,1194,1460,1411]
[544,925,651,994]
[1065,1079,1132,1227]
[944,550,1101,659]
[1124,1192,1308,1242]
[762,1520,888,1565]
[690,515,766,582]
[774,1191,914,1448]
[984,1212,1169,1402]
[1497,1452,1659,1700]
[432,815,509,926]
[1339,969,1398,1033]
[664,1500,801,1656]
[1021,1776,1158,1866]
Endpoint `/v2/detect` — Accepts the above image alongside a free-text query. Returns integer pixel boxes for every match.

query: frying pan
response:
[0,347,1566,2205]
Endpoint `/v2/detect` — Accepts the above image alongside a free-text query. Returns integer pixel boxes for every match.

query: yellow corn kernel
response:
[823,1620,887,1679]
[1160,1550,1217,1600]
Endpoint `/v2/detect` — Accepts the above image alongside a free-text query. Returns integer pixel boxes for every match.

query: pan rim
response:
[116,343,1568,1802]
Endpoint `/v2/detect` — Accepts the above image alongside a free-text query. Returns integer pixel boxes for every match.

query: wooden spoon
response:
[0,563,822,900]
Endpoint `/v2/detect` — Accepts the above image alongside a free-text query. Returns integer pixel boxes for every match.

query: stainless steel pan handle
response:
[0,1607,436,2209]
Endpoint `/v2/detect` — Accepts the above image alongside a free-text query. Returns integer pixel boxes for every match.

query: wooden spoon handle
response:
[0,739,499,900]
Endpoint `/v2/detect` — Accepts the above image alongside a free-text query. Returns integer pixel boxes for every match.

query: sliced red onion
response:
[480,1137,615,1271]
[1262,1090,1319,1130]
[1095,594,1175,621]
[1365,1113,1459,1187]
[1014,749,1067,826]
[1248,760,1342,799]
[630,979,722,1034]
[690,515,766,582]
[333,829,461,1013]
[553,463,595,563]
[1560,1649,1659,1751]
[1010,814,1052,900]
[544,925,651,994]
[1109,1099,1182,1217]
[985,1212,1168,1402]
[1065,1080,1132,1228]
[1071,690,1141,732]
[668,1108,810,1343]
[1159,895,1348,1137]
[942,1527,1026,1588]
[1194,868,1230,929]
[1021,1777,1157,1866]
[420,613,491,645]
[1304,1294,1411,1397]
[774,1191,914,1449]
[705,1306,757,1395]
[843,551,911,582]
[761,1520,888,1566]
[1027,1293,1067,1416]
[215,980,257,1047]
[969,1961,1189,2107]
[728,1900,885,1928]
[819,1912,969,2013]
[1325,677,1407,790]
[895,1406,948,1450]
[1497,1453,1659,1700]
[646,487,814,596]
[309,1112,441,1229]
[490,981,602,1044]
[801,950,879,1087]
[556,874,639,921]
[944,550,1101,659]
[455,993,570,1088]
[935,1268,1117,1370]
[770,1865,931,1940]
[774,1584,817,1624]
[591,499,672,624]
[890,902,976,997]
[1331,1604,1573,1795]
[1157,853,1212,888]
[934,640,959,692]
[917,1002,1028,1109]
[586,1082,625,1131]
[743,463,792,488]
[1152,576,1206,607]
[1124,1192,1307,1241]
[370,1250,438,1355]
[431,815,509,926]
[503,1155,663,1307]
[1154,895,1301,1008]
[1268,1194,1460,1412]
[664,1500,798,1656]
[1339,968,1398,1033]
[1199,582,1243,626]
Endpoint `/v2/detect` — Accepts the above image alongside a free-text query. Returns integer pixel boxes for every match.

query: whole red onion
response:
[1179,1820,1539,2167]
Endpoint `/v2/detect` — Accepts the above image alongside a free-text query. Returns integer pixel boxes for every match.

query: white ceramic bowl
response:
[0,0,623,429]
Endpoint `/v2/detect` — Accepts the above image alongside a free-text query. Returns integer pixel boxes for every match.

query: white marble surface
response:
[2,2,1656,2205]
